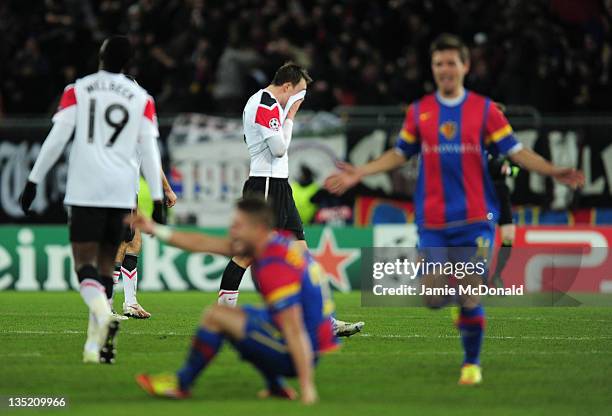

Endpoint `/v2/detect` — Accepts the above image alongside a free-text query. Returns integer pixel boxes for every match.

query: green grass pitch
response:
[1,292,611,415]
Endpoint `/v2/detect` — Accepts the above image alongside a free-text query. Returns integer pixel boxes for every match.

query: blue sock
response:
[177,327,223,391]
[457,304,485,365]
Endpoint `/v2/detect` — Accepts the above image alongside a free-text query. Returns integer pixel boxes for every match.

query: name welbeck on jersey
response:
[85,80,135,100]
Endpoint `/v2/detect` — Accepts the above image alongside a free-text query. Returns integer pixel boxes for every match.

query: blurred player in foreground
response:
[218,62,363,337]
[130,198,337,404]
[325,34,584,385]
[20,36,165,364]
[112,174,177,319]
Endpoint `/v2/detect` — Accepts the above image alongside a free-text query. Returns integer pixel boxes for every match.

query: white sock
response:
[84,312,99,352]
[218,290,239,307]
[79,279,111,323]
[122,266,138,305]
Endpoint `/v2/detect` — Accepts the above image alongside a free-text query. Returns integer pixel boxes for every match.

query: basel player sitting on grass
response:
[130,197,338,404]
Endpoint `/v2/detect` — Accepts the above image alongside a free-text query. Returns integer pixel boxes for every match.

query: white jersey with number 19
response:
[30,70,163,209]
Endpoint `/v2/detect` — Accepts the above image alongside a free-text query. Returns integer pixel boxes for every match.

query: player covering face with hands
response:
[130,198,338,405]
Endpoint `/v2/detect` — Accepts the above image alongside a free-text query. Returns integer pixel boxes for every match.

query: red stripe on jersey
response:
[58,86,76,110]
[461,94,487,221]
[144,98,157,122]
[419,96,445,226]
[255,104,281,131]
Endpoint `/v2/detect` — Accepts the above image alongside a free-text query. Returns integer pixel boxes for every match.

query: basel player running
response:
[20,36,165,364]
[131,198,337,404]
[325,34,584,385]
[217,62,363,337]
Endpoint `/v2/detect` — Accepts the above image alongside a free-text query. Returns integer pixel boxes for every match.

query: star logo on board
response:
[311,228,359,292]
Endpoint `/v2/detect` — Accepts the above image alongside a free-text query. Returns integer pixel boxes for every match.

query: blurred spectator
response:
[0,0,611,115]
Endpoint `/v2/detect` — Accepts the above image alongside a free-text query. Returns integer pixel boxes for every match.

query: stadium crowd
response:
[0,0,611,116]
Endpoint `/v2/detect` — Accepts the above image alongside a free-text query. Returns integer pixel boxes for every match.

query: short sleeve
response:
[52,84,77,127]
[257,259,302,314]
[394,104,420,158]
[484,103,522,155]
[255,103,282,140]
[139,96,159,138]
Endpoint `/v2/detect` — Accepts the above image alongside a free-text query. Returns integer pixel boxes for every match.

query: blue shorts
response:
[418,221,495,268]
[230,306,297,377]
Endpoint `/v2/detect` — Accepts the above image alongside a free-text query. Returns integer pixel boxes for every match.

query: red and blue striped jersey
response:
[394,91,522,228]
[252,233,339,354]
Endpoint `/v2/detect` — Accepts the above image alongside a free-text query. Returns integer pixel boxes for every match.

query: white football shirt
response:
[33,70,163,209]
[243,89,289,178]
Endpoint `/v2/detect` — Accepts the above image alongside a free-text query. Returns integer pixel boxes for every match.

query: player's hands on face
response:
[286,98,304,121]
[125,212,155,235]
[164,188,177,208]
[552,167,585,189]
[324,161,361,195]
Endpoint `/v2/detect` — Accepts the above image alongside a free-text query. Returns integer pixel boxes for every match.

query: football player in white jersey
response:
[20,36,165,364]
[217,62,364,337]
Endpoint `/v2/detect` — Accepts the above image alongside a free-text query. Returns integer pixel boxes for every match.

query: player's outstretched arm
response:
[127,213,233,256]
[324,149,407,195]
[509,148,585,189]
[276,304,318,405]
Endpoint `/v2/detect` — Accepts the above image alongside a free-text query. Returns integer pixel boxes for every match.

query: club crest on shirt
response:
[269,118,280,131]
[439,121,457,140]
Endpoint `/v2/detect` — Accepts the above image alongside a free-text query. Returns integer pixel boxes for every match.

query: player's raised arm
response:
[20,85,77,214]
[128,212,233,256]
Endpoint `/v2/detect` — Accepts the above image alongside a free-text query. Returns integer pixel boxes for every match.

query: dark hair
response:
[430,33,469,63]
[271,62,313,86]
[99,36,133,73]
[236,197,275,229]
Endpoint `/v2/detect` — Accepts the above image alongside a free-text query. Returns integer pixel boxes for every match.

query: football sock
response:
[77,265,111,322]
[84,312,99,352]
[110,263,121,309]
[122,254,138,305]
[218,260,246,306]
[457,304,485,365]
[177,327,223,391]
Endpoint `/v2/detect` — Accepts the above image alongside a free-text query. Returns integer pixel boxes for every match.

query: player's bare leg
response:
[120,229,151,319]
[111,240,129,320]
[491,224,516,289]
[218,255,252,306]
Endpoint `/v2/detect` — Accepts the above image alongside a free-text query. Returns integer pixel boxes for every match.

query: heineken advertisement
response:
[0,225,375,292]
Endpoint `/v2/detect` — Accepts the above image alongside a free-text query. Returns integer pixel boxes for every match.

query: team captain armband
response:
[394,104,420,158]
[255,92,282,135]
